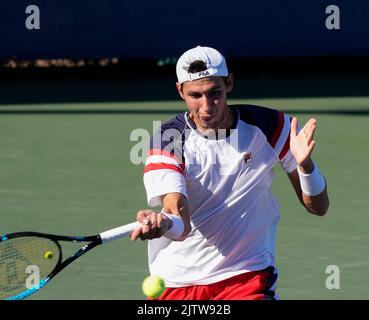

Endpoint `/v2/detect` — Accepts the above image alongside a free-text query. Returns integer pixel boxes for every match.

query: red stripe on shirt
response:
[144,163,184,175]
[270,112,284,148]
[148,149,185,171]
[279,117,292,160]
[279,134,290,160]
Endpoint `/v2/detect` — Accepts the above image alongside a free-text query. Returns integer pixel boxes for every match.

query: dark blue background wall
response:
[0,0,368,60]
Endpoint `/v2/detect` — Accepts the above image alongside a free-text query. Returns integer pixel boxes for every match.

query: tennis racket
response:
[0,221,140,300]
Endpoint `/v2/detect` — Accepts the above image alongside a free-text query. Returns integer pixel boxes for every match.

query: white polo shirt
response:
[143,104,296,287]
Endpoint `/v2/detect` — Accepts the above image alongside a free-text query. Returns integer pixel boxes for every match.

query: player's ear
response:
[176,82,185,100]
[226,74,234,94]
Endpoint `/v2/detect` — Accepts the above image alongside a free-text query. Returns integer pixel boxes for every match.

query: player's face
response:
[176,75,234,132]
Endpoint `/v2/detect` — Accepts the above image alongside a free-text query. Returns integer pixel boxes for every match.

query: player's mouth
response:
[200,114,214,123]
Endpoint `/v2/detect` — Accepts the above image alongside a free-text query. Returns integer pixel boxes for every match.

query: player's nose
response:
[201,95,215,113]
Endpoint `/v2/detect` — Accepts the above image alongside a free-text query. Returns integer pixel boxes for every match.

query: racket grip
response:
[99,221,140,243]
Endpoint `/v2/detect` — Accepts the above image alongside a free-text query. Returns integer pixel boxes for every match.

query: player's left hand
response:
[290,117,316,169]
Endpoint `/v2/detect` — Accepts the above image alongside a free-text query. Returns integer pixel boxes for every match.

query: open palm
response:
[290,117,317,167]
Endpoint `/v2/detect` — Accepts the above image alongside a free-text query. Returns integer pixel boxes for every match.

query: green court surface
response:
[0,97,368,300]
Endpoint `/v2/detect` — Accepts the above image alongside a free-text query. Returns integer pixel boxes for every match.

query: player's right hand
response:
[130,210,172,241]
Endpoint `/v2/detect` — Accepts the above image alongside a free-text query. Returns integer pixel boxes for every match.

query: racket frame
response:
[1,221,139,300]
[1,231,101,300]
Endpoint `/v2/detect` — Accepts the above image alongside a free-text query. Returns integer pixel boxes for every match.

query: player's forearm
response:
[162,193,192,240]
[302,187,329,216]
[288,161,330,216]
[298,160,329,216]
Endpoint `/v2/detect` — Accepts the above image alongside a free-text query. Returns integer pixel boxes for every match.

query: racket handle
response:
[99,221,140,243]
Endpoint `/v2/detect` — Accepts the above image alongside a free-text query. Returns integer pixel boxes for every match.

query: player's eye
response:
[188,93,202,99]
[209,90,221,97]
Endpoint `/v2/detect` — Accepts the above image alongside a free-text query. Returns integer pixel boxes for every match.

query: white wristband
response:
[297,163,326,196]
[161,212,184,240]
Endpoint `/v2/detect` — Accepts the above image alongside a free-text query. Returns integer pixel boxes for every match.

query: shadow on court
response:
[1,57,369,105]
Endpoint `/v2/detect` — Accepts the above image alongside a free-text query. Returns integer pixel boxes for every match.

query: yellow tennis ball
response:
[142,275,165,298]
[44,251,54,259]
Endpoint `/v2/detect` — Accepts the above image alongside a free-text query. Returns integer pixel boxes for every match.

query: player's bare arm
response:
[131,193,191,241]
[162,192,191,240]
[288,117,329,216]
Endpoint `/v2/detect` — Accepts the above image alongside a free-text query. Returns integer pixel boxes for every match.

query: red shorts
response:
[156,267,277,300]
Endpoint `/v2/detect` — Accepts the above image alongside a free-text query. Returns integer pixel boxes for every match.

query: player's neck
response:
[189,107,236,139]
[209,106,235,132]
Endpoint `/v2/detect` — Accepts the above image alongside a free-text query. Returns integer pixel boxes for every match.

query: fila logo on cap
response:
[199,70,210,77]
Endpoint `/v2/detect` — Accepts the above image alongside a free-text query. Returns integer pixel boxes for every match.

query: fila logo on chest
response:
[243,152,253,164]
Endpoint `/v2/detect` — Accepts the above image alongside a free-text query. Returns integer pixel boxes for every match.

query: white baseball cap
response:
[176,46,229,84]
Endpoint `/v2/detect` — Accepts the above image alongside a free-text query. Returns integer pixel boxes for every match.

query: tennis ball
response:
[142,275,165,298]
[44,251,54,259]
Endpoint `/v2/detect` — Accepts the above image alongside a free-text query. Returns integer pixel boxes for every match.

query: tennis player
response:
[131,46,329,300]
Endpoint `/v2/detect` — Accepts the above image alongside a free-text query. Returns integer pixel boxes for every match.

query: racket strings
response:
[0,237,60,299]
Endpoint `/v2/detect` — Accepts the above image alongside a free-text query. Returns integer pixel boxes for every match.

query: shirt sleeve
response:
[279,149,297,173]
[275,114,300,173]
[269,111,292,161]
[143,115,189,207]
[144,167,187,207]
[143,148,187,207]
